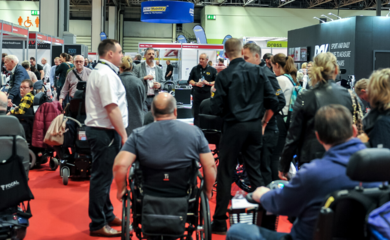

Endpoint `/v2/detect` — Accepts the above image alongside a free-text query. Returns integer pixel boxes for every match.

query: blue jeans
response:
[227,223,288,240]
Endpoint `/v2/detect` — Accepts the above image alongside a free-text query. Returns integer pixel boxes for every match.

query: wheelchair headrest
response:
[0,115,25,136]
[33,80,43,90]
[347,148,390,182]
[77,81,86,91]
[33,92,48,106]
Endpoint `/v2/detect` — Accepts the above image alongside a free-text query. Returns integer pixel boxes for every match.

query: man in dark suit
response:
[4,55,30,107]
[133,48,164,111]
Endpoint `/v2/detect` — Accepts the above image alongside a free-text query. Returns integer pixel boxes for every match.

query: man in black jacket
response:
[243,43,286,185]
[188,53,217,127]
[210,38,279,234]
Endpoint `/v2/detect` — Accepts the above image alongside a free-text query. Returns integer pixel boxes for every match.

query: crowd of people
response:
[1,36,390,239]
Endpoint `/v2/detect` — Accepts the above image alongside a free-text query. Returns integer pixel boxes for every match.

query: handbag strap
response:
[72,69,83,82]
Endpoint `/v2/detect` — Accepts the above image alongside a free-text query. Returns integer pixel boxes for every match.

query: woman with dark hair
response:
[278,52,360,180]
[361,68,390,148]
[55,53,71,102]
[119,56,146,136]
[269,53,297,181]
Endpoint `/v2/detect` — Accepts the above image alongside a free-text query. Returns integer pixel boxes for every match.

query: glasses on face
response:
[75,61,83,63]
[20,87,31,90]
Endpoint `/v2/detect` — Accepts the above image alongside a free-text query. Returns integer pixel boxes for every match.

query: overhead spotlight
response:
[244,0,254,6]
[329,12,342,19]
[386,10,390,17]
[313,17,325,23]
[321,14,334,21]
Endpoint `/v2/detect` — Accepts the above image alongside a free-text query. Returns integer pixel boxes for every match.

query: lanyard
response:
[199,66,207,78]
[98,60,118,75]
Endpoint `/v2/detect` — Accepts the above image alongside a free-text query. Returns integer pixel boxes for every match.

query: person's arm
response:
[188,67,202,87]
[133,64,141,78]
[267,72,286,113]
[261,109,274,135]
[113,150,136,201]
[55,63,64,76]
[199,152,217,199]
[39,70,44,80]
[49,67,55,85]
[59,74,71,102]
[8,68,23,102]
[279,93,306,176]
[31,72,37,83]
[105,103,128,145]
[261,69,279,114]
[210,74,226,116]
[10,94,33,115]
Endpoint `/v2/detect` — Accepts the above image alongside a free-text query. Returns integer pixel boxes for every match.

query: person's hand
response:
[262,123,267,135]
[143,75,154,81]
[6,112,11,115]
[121,134,128,146]
[203,80,210,86]
[7,99,12,107]
[278,171,288,181]
[357,133,369,143]
[153,82,161,89]
[196,81,204,87]
[117,187,126,202]
[252,187,271,203]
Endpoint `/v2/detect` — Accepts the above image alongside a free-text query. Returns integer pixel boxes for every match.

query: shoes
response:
[90,225,121,237]
[108,217,122,227]
[211,221,227,235]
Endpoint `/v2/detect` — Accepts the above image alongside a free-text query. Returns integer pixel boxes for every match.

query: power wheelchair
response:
[121,160,212,240]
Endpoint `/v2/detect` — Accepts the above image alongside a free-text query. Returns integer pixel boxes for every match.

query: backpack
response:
[281,74,304,128]
[44,114,68,146]
[368,201,390,239]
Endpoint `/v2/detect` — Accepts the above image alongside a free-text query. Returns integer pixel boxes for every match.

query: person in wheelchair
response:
[7,79,34,115]
[226,104,380,240]
[114,92,216,200]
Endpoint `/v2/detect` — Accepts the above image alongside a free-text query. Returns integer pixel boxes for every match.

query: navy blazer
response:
[8,64,30,105]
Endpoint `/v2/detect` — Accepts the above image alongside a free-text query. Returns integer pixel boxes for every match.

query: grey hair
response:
[135,54,142,60]
[200,53,209,60]
[74,55,84,60]
[243,43,262,58]
[21,60,31,69]
[5,55,19,64]
[152,95,177,117]
[145,48,155,54]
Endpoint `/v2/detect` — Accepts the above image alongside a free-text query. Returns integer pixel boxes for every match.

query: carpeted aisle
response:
[26,163,292,240]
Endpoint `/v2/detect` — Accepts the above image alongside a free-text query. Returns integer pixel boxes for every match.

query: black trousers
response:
[260,128,279,186]
[213,120,264,221]
[272,114,288,181]
[86,127,121,231]
[192,91,210,127]
[145,96,154,111]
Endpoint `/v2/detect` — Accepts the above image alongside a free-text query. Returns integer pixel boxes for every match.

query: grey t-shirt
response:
[122,120,210,169]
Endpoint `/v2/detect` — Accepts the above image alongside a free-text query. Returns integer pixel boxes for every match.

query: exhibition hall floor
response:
[26,163,292,240]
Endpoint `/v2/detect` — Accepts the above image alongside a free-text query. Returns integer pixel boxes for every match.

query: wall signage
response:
[267,41,287,48]
[207,15,216,20]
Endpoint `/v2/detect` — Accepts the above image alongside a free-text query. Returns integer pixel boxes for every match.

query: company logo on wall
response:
[26,41,50,49]
[315,42,351,67]
[189,8,194,16]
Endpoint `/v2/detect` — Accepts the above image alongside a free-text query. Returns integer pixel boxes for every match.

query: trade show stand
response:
[288,16,390,81]
[0,20,29,63]
[29,32,64,66]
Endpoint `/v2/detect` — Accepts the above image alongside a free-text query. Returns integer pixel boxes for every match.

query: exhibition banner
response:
[193,25,207,44]
[141,1,194,24]
[177,35,187,43]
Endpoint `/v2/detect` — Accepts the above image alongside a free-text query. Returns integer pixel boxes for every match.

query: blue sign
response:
[193,25,207,44]
[141,1,194,24]
[177,35,187,43]
[100,32,107,41]
[219,35,232,58]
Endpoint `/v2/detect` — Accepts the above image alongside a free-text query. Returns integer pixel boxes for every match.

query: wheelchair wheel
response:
[62,167,69,185]
[121,192,131,240]
[197,191,211,240]
[49,158,59,171]
[29,149,36,169]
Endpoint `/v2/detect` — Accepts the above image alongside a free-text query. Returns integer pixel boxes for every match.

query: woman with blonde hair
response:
[362,68,390,148]
[119,56,146,136]
[278,52,358,180]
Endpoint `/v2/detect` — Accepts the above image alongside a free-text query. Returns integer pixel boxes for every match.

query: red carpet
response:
[26,163,292,240]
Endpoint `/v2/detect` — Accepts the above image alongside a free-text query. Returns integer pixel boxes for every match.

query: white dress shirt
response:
[43,63,51,79]
[85,59,128,129]
[146,63,156,96]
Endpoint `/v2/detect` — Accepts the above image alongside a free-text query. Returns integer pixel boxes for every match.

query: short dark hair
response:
[30,57,36,61]
[151,95,177,118]
[21,79,33,88]
[60,53,70,61]
[2,53,7,58]
[263,53,273,61]
[135,54,142,60]
[98,39,119,57]
[218,58,224,63]
[314,104,353,146]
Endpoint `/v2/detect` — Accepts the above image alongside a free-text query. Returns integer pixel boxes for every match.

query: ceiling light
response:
[321,14,334,21]
[313,17,325,23]
[329,12,342,19]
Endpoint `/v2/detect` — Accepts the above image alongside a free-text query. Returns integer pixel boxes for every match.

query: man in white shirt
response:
[85,39,128,238]
[133,48,164,110]
[41,58,51,82]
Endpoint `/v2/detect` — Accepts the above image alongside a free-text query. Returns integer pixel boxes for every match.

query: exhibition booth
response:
[288,16,390,81]
[0,20,29,63]
[29,32,64,66]
[138,43,224,81]
[242,37,288,57]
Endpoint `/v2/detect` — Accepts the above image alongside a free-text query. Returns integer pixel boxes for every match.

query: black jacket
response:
[8,65,30,105]
[55,63,71,88]
[187,64,217,95]
[363,108,390,148]
[279,80,354,173]
[210,58,279,123]
[261,66,286,131]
